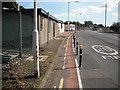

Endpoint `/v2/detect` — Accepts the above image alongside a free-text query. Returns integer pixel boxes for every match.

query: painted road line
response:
[102,56,106,59]
[113,56,118,59]
[62,65,65,70]
[64,45,66,48]
[64,56,66,60]
[66,47,68,53]
[92,45,118,55]
[59,78,64,89]
[72,44,75,52]
[63,61,66,69]
[75,59,83,90]
[65,53,66,57]
[54,86,56,89]
[72,47,75,52]
[106,56,114,59]
[109,41,112,43]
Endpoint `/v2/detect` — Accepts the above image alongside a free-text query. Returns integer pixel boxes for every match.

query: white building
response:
[65,24,75,31]
[58,22,65,33]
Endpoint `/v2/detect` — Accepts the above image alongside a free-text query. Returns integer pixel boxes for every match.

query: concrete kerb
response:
[39,33,70,88]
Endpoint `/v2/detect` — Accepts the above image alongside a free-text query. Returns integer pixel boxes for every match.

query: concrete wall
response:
[2,10,33,48]
[49,20,53,40]
[58,23,65,33]
[2,11,19,42]
[39,17,58,45]
[3,9,63,49]
[55,22,58,37]
[40,17,48,45]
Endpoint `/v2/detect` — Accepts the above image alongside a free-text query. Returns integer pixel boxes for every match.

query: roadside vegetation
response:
[2,36,66,88]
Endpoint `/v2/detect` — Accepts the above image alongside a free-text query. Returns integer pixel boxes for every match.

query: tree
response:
[84,21,93,27]
[98,24,104,28]
[110,22,120,33]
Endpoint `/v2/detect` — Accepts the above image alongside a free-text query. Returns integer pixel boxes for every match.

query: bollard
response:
[76,41,78,55]
[73,35,76,48]
[79,45,83,67]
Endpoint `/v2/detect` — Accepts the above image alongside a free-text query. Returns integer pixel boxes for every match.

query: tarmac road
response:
[75,30,119,89]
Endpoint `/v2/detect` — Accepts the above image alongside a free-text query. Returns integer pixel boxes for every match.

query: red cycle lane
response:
[64,34,79,89]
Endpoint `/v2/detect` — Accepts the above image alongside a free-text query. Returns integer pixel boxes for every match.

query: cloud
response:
[111,12,118,18]
[73,8,88,14]
[88,6,103,13]
[73,5,105,15]
[53,13,68,17]
[53,13,75,18]
[72,0,119,15]
[102,0,119,10]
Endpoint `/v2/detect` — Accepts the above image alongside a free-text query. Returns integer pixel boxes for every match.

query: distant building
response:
[64,24,75,31]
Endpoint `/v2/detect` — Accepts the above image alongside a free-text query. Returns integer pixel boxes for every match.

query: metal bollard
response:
[73,35,76,48]
[79,45,83,67]
[76,41,78,55]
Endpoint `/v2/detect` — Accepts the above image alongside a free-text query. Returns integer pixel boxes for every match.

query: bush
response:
[110,23,120,33]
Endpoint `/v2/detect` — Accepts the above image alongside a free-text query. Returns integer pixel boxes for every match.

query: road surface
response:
[76,30,119,88]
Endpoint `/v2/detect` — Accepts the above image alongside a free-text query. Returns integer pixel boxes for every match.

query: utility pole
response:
[105,4,107,28]
[68,1,79,31]
[47,12,49,44]
[68,2,70,31]
[33,0,40,78]
[18,4,22,58]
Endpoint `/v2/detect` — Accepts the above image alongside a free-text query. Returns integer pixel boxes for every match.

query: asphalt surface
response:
[75,30,119,89]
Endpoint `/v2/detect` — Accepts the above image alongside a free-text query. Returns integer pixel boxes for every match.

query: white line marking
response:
[109,41,112,43]
[113,56,118,59]
[54,86,56,89]
[92,45,118,55]
[106,56,114,59]
[72,44,75,52]
[59,78,64,89]
[98,33,103,34]
[102,56,106,59]
[62,61,65,69]
[62,65,65,69]
[75,59,83,90]
[66,47,68,52]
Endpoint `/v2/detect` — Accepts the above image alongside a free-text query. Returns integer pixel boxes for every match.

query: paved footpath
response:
[42,33,81,89]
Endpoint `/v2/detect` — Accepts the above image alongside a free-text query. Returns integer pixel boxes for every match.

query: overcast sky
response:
[16,0,119,26]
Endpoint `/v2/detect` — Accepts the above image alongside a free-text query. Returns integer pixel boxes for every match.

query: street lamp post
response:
[17,4,22,58]
[68,2,70,32]
[68,1,79,32]
[76,13,82,31]
[33,0,40,78]
[105,4,107,28]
